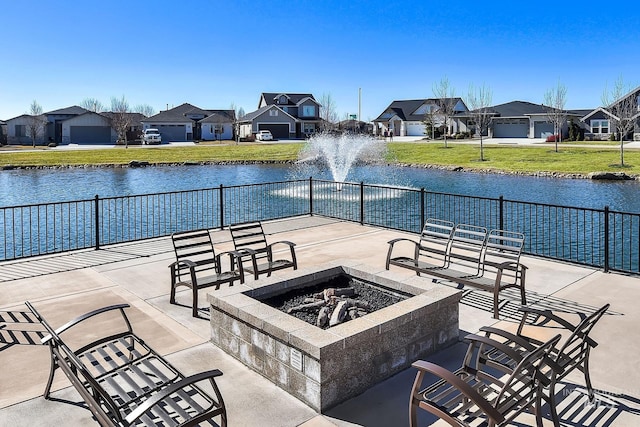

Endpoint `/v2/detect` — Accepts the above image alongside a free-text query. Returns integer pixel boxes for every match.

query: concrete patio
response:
[0,216,638,426]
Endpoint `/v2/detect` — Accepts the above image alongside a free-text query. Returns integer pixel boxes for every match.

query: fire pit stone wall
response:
[208,264,460,411]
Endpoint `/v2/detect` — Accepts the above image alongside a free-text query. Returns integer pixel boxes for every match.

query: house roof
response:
[239,105,298,123]
[260,93,318,107]
[373,98,466,122]
[45,105,88,115]
[101,112,146,125]
[200,110,236,123]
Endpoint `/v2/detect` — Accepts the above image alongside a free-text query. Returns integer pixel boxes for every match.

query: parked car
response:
[142,129,162,144]
[255,130,273,141]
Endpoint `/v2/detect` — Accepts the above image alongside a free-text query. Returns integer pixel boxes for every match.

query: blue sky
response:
[1,0,639,121]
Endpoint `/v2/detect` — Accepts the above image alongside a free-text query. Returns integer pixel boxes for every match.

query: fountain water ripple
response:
[296,132,388,185]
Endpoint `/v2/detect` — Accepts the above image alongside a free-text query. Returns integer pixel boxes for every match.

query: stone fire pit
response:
[208,264,460,411]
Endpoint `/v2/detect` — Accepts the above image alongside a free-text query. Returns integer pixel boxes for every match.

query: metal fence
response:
[1,178,639,274]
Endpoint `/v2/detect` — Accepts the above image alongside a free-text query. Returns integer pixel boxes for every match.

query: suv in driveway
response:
[142,129,162,144]
[255,130,273,141]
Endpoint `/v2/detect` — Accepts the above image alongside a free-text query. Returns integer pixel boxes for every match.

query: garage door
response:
[405,122,426,136]
[156,125,186,142]
[493,119,529,138]
[70,126,112,144]
[534,122,554,138]
[259,124,289,139]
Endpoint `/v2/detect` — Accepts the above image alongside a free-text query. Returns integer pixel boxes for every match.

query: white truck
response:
[141,128,162,144]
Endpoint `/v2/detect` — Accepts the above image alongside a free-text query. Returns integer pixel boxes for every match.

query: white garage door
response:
[405,122,426,137]
[493,119,529,138]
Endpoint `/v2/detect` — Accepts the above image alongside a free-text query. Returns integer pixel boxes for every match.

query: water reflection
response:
[1,164,639,213]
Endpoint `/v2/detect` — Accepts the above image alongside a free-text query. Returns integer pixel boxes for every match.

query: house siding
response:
[61,114,117,144]
[201,123,232,140]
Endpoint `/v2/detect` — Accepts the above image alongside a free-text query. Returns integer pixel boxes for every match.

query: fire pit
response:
[208,264,460,411]
[262,273,408,328]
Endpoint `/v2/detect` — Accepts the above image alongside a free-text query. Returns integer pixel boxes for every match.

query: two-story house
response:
[238,93,321,140]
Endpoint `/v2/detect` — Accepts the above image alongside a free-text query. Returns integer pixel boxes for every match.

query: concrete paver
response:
[1,216,639,426]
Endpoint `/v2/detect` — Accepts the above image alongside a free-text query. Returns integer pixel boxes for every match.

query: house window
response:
[15,124,26,137]
[303,123,315,134]
[214,124,223,134]
[591,120,609,133]
[269,109,278,117]
[279,95,287,104]
[302,105,315,117]
[281,107,288,113]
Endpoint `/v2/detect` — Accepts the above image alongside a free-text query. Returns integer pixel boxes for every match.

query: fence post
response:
[420,188,425,231]
[219,184,224,229]
[94,194,100,250]
[360,182,365,225]
[604,205,609,273]
[499,196,504,230]
[309,177,313,216]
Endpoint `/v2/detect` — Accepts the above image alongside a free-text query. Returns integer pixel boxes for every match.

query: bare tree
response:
[80,98,105,112]
[422,103,439,139]
[543,82,568,153]
[230,103,245,144]
[319,93,338,131]
[432,77,457,148]
[467,84,493,161]
[133,104,155,118]
[602,77,638,166]
[27,100,47,147]
[110,96,132,148]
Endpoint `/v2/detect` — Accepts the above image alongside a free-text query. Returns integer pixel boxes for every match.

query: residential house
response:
[0,120,6,144]
[45,105,90,143]
[60,111,116,144]
[142,103,235,142]
[238,93,321,139]
[5,114,48,144]
[470,101,587,139]
[373,98,469,137]
[581,87,640,141]
[200,111,235,140]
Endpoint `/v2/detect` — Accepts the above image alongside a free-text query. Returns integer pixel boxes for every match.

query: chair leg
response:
[192,287,199,318]
[583,354,596,402]
[547,381,561,427]
[43,349,58,399]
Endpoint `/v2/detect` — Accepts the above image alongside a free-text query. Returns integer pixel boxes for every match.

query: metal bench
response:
[229,221,297,280]
[410,332,561,426]
[478,303,610,426]
[26,301,227,427]
[386,220,527,318]
[170,229,244,317]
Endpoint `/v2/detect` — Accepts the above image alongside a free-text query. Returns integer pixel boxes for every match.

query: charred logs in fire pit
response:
[262,275,406,329]
[286,287,372,327]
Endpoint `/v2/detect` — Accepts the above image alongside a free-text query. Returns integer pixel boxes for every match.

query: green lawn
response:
[1,142,639,176]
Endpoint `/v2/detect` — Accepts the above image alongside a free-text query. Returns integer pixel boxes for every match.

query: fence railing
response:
[1,178,639,274]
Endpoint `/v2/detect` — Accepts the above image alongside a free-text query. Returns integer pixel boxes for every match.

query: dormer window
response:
[279,95,287,104]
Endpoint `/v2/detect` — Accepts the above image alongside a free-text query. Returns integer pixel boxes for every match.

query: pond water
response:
[2,164,639,213]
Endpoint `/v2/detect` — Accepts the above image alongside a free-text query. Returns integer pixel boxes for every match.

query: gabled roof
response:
[239,105,298,123]
[101,111,146,124]
[486,101,548,117]
[5,114,32,122]
[373,98,467,122]
[200,110,236,124]
[260,93,318,107]
[45,105,88,115]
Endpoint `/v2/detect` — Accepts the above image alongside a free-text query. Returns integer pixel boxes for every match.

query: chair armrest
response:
[463,333,526,364]
[411,360,505,424]
[168,259,197,270]
[387,237,419,247]
[268,240,296,248]
[124,369,224,424]
[28,302,132,345]
[386,238,420,269]
[479,326,537,351]
[517,305,578,335]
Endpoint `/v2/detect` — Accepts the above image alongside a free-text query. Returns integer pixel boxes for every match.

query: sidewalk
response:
[1,216,639,426]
